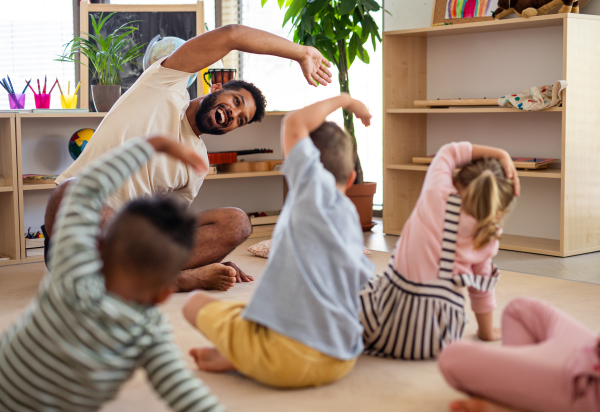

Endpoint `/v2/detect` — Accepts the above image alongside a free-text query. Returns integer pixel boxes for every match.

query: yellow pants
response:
[196,301,357,389]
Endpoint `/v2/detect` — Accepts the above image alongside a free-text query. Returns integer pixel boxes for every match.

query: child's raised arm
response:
[280,93,371,157]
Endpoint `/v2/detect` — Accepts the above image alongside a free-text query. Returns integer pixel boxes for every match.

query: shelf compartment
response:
[21,256,45,264]
[384,13,599,38]
[23,184,56,191]
[386,164,561,179]
[204,170,282,180]
[387,107,563,114]
[499,234,561,256]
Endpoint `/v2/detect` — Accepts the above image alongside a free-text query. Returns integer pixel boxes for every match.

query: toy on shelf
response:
[25,227,44,239]
[492,0,589,19]
[69,128,95,160]
[413,155,559,169]
[23,174,58,185]
[207,149,273,165]
[499,81,567,111]
[219,160,282,173]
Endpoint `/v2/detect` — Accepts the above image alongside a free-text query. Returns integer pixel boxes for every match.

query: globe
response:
[143,35,197,88]
[69,128,94,160]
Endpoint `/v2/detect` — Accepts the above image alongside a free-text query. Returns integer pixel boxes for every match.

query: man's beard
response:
[195,91,226,135]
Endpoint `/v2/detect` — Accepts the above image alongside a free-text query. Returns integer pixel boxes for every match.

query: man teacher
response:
[45,24,333,292]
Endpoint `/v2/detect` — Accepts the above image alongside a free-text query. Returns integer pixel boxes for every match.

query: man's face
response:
[195,88,256,135]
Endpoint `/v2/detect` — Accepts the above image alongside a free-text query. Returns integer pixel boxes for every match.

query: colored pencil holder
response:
[8,93,25,109]
[60,94,78,109]
[34,93,51,109]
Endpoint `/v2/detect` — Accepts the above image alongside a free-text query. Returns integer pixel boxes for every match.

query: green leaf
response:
[307,0,329,15]
[338,0,356,15]
[361,0,381,11]
[322,14,335,37]
[357,42,370,63]
[300,8,314,33]
[334,28,352,40]
[263,0,270,6]
[348,34,358,65]
[283,0,305,27]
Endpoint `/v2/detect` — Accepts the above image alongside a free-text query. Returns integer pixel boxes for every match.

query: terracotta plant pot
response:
[347,182,377,232]
[91,85,122,112]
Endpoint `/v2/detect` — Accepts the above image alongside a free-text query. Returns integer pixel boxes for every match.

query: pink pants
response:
[439,297,600,412]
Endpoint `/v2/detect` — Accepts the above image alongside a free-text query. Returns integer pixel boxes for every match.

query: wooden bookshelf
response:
[0,114,19,266]
[386,107,563,114]
[1,107,288,265]
[382,14,600,257]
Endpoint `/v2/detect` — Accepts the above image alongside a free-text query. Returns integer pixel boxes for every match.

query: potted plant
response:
[263,0,383,230]
[56,13,144,112]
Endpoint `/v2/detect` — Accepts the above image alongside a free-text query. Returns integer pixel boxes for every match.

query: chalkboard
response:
[88,11,198,109]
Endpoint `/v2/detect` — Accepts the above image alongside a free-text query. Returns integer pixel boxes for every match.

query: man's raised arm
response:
[162,24,332,87]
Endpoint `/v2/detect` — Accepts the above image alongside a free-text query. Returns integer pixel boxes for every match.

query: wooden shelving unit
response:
[383,13,600,257]
[0,114,19,266]
[0,109,288,265]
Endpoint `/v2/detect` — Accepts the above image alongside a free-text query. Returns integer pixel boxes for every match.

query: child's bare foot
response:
[450,398,522,412]
[174,264,236,292]
[190,347,236,373]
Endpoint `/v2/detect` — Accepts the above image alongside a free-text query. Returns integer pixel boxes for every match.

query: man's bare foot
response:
[450,398,522,412]
[174,263,236,292]
[190,347,236,373]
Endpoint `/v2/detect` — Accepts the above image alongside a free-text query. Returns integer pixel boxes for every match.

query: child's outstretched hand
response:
[344,94,371,127]
[147,136,209,175]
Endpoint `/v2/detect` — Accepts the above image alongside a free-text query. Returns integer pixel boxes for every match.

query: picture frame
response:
[431,0,497,26]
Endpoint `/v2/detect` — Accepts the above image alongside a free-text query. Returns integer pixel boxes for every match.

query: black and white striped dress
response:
[359,195,500,360]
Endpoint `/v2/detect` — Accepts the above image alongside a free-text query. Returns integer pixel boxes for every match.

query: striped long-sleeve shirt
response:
[0,139,224,412]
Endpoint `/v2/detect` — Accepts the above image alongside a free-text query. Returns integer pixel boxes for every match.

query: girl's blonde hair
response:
[454,158,516,250]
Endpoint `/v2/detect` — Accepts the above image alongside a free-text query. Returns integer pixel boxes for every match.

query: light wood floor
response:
[366,219,600,285]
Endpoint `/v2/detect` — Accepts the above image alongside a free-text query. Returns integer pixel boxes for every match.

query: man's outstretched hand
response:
[299,47,333,87]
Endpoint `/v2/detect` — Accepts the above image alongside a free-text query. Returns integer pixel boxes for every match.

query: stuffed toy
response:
[492,0,586,19]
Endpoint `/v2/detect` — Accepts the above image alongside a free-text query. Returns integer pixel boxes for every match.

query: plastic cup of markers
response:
[8,93,25,109]
[34,93,51,109]
[60,94,77,109]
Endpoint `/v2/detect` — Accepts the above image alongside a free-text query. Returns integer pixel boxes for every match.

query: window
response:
[239,0,383,205]
[0,1,75,109]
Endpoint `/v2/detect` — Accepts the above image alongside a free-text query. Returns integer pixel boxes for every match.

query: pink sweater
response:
[393,142,498,314]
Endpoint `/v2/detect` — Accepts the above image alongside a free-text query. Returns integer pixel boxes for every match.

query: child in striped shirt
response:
[360,142,519,360]
[0,137,224,412]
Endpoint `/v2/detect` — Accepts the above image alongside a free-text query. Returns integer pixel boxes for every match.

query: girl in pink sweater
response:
[360,142,519,359]
[440,296,600,412]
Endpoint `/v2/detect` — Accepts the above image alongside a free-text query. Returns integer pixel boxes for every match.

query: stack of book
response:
[248,211,279,239]
[25,238,44,257]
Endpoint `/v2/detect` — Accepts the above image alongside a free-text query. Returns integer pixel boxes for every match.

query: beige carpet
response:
[2,239,600,412]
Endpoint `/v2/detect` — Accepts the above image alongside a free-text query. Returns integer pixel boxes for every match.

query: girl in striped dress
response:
[360,142,519,360]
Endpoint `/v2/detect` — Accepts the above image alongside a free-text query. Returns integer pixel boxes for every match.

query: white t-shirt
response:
[56,57,208,210]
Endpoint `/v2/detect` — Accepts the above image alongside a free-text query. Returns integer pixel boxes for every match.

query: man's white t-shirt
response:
[56,58,208,210]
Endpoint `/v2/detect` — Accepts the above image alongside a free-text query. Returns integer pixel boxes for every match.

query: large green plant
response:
[263,0,384,183]
[56,13,144,86]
